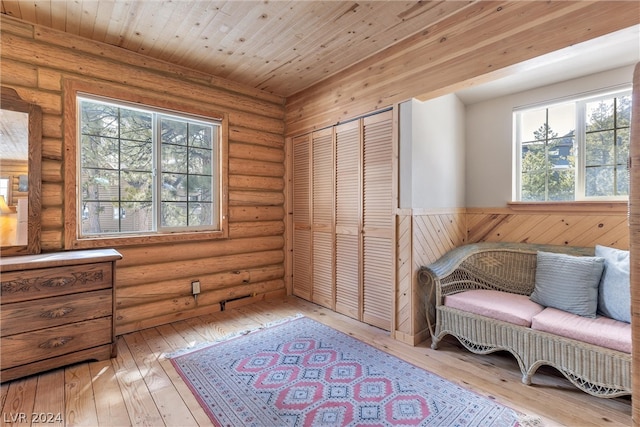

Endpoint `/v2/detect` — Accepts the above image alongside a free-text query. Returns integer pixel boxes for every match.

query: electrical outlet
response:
[191,280,201,295]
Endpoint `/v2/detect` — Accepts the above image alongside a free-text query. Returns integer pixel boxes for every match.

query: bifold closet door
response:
[292,134,311,300]
[335,120,361,319]
[362,110,394,331]
[311,128,334,309]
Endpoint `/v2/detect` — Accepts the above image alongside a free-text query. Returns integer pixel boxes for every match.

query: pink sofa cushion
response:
[444,290,544,327]
[531,307,631,353]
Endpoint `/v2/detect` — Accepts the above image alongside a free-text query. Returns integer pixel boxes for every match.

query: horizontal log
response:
[41,158,63,183]
[229,125,284,149]
[115,287,286,336]
[117,265,284,306]
[0,58,38,87]
[42,182,63,207]
[115,278,284,326]
[229,175,284,191]
[229,190,284,206]
[40,229,63,252]
[42,114,62,139]
[228,220,285,239]
[229,142,284,163]
[229,158,284,178]
[42,138,63,160]
[116,235,283,267]
[117,249,284,287]
[41,206,63,229]
[229,206,285,222]
[38,67,63,92]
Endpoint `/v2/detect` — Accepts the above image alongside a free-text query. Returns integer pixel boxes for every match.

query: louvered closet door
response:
[335,120,361,319]
[292,134,311,300]
[311,128,334,309]
[362,110,394,331]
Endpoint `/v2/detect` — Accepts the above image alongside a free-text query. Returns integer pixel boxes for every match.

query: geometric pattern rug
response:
[169,315,523,426]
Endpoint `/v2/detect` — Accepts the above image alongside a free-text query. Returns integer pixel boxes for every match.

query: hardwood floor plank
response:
[1,376,37,427]
[32,370,65,427]
[64,364,99,426]
[123,332,197,426]
[138,327,211,426]
[112,338,164,426]
[88,359,131,427]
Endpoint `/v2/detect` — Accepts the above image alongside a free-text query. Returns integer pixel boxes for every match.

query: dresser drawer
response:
[0,317,112,369]
[1,289,112,336]
[1,262,112,304]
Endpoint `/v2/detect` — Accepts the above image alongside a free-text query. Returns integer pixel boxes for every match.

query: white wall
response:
[464,65,635,207]
[399,95,466,209]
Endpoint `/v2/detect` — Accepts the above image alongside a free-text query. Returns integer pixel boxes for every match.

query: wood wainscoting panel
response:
[467,206,629,250]
[395,209,466,345]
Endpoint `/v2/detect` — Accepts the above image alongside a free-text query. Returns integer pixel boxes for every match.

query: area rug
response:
[168,315,522,426]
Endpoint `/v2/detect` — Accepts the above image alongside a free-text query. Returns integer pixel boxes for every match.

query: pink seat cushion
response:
[532,307,631,353]
[444,290,544,327]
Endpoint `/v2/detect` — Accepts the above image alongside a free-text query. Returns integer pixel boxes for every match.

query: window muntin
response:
[515,89,631,202]
[78,95,220,237]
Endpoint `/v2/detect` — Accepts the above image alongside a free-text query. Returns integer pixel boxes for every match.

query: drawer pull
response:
[41,307,74,318]
[39,336,73,349]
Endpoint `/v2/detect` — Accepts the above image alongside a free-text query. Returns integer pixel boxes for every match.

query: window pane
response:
[189,202,213,226]
[188,175,213,201]
[81,135,118,168]
[548,169,575,200]
[121,140,152,171]
[519,109,547,142]
[586,99,615,132]
[81,102,119,138]
[586,130,614,166]
[521,141,545,172]
[617,129,630,165]
[586,165,615,197]
[161,202,188,227]
[617,168,630,196]
[120,109,152,142]
[190,123,213,148]
[617,95,632,127]
[121,171,153,202]
[162,144,188,173]
[188,147,213,175]
[547,103,575,138]
[162,173,188,201]
[521,171,546,201]
[548,137,574,169]
[161,118,188,146]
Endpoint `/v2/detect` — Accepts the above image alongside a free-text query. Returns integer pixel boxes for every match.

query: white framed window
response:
[77,95,222,238]
[514,88,631,202]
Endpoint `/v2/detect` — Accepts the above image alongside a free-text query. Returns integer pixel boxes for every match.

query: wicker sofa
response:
[418,242,631,398]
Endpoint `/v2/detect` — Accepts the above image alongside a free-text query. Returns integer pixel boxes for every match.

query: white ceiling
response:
[455,25,640,105]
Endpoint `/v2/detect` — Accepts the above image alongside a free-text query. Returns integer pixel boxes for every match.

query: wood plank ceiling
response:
[0,0,474,97]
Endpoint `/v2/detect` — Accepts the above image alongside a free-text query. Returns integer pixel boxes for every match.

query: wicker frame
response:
[418,242,632,398]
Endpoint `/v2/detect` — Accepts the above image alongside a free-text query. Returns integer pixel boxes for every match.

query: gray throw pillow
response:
[530,251,605,318]
[595,245,630,323]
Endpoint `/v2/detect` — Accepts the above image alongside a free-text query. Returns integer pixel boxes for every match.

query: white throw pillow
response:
[595,245,630,323]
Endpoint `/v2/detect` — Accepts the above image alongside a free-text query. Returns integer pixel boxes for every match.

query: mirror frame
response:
[1,86,42,255]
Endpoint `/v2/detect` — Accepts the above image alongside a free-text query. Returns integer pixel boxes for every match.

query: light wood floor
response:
[0,296,632,427]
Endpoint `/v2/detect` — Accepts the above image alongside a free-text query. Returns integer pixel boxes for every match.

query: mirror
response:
[0,87,42,255]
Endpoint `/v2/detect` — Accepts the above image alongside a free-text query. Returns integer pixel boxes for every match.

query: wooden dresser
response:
[1,249,122,382]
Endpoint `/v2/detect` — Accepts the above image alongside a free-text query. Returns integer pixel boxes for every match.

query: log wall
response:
[0,14,286,335]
